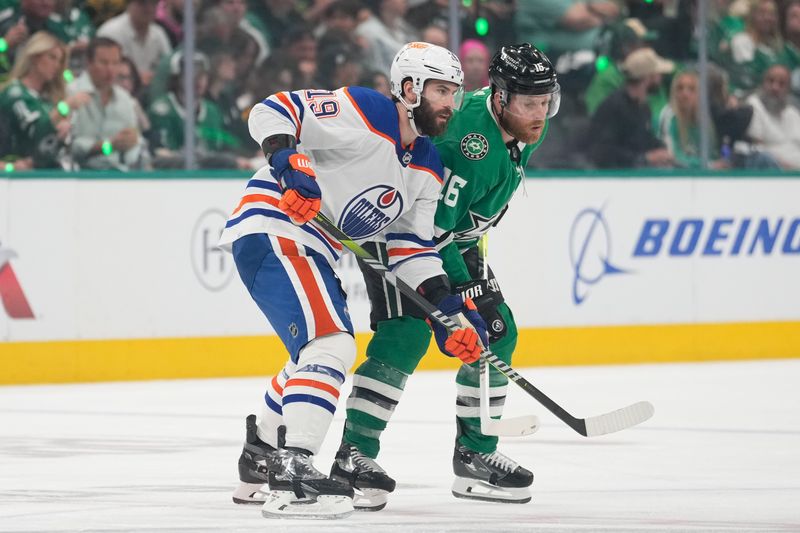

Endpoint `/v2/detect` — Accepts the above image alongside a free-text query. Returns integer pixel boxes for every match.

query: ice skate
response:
[261,447,354,519]
[451,443,533,504]
[330,442,396,511]
[232,415,280,504]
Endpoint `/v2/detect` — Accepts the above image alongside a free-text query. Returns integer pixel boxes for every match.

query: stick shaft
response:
[313,213,591,435]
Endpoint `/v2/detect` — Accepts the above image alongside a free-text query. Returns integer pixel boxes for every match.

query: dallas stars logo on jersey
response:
[453,210,503,242]
[460,133,488,160]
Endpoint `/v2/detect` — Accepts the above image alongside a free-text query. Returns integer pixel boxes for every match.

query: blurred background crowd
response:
[1,0,800,172]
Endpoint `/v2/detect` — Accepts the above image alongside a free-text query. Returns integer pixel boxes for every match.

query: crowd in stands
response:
[2,0,800,171]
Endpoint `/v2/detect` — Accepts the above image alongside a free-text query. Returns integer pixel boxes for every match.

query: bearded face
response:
[493,92,550,144]
[760,65,790,115]
[498,108,546,144]
[413,96,453,137]
[760,89,787,115]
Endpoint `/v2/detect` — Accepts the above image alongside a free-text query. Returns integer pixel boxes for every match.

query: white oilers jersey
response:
[219,86,447,289]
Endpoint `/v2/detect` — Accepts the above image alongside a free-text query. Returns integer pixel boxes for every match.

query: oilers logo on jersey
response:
[221,86,446,290]
[339,185,404,239]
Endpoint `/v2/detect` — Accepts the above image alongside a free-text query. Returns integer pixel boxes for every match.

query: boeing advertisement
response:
[493,178,800,327]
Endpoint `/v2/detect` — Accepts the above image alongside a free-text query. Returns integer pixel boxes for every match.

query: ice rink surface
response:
[1,358,799,532]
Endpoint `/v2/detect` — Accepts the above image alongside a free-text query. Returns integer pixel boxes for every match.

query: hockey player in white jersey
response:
[222,42,489,519]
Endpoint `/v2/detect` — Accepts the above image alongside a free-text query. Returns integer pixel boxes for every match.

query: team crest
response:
[461,133,488,160]
[339,185,404,239]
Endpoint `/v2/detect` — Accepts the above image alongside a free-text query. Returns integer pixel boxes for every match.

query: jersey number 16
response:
[442,175,468,207]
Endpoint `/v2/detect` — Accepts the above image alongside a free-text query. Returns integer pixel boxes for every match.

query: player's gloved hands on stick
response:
[430,294,489,364]
[270,148,321,224]
[455,279,507,342]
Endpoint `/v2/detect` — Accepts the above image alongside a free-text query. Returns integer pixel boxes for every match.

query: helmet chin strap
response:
[494,91,516,142]
[399,94,423,138]
[494,91,522,156]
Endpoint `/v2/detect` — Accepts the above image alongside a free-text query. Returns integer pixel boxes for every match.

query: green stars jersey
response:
[0,79,62,167]
[55,6,96,46]
[432,88,547,283]
[147,92,231,152]
[0,8,70,79]
[341,88,551,460]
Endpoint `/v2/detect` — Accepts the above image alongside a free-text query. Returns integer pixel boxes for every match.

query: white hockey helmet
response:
[390,42,464,110]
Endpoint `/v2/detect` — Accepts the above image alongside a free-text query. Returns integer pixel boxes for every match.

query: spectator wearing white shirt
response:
[97,0,172,86]
[68,37,149,170]
[746,63,800,169]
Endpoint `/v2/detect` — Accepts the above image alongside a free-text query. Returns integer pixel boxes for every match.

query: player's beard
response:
[413,98,453,137]
[499,111,545,145]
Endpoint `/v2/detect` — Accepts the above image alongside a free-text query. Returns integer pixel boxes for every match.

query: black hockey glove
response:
[454,279,507,342]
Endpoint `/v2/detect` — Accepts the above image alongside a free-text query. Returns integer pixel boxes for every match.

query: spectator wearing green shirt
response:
[727,0,784,95]
[658,70,727,169]
[0,31,87,169]
[781,0,800,98]
[708,0,747,65]
[0,0,71,79]
[56,0,96,48]
[147,51,248,168]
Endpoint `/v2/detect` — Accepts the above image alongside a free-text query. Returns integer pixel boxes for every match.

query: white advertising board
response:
[491,178,800,326]
[1,177,798,342]
[0,178,372,342]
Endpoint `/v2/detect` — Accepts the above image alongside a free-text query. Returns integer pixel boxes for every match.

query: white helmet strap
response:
[399,89,423,138]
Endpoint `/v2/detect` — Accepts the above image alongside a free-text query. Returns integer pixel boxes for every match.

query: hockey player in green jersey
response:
[331,43,561,509]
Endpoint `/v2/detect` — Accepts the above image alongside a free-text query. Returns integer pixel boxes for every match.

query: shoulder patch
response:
[7,84,22,99]
[460,132,489,160]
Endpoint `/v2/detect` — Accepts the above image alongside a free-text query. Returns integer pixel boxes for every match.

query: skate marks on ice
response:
[0,434,235,458]
[0,360,799,531]
[1,485,798,533]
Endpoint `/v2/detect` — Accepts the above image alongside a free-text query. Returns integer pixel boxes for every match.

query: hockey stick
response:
[475,235,540,437]
[312,213,654,437]
[477,352,539,436]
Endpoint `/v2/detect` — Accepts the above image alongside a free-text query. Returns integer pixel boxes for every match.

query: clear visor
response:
[422,81,465,110]
[502,85,561,120]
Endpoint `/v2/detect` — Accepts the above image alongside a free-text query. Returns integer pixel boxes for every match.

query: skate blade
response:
[353,488,388,512]
[451,476,531,504]
[232,482,267,505]
[261,490,354,520]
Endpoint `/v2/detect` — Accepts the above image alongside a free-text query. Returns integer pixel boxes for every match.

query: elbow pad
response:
[262,134,297,163]
[416,274,451,306]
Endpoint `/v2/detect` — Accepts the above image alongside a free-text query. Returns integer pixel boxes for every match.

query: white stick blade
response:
[481,415,540,437]
[584,401,655,437]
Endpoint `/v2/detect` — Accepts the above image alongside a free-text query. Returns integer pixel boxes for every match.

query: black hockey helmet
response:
[489,43,560,118]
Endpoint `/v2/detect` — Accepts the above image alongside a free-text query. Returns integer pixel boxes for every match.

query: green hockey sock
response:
[343,317,430,458]
[455,303,516,453]
[344,358,409,459]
